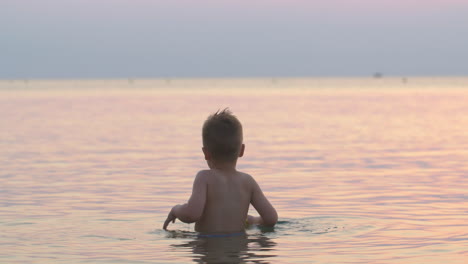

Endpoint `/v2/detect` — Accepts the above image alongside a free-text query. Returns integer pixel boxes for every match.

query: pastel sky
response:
[1,0,467,78]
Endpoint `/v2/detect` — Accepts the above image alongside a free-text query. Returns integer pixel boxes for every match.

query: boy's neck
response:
[208,160,238,171]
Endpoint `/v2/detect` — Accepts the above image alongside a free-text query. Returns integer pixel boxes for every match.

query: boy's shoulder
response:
[196,169,211,175]
[236,170,255,180]
[196,169,216,177]
[196,169,255,181]
[194,170,211,181]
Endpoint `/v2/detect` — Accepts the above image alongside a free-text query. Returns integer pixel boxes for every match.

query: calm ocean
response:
[1,77,467,263]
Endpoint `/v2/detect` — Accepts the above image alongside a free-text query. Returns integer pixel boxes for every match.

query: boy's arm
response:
[246,214,263,226]
[249,177,278,227]
[163,172,207,230]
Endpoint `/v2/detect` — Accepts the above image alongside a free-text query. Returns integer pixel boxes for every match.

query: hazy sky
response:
[1,0,467,79]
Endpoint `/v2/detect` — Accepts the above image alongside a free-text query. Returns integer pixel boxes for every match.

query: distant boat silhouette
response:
[373,72,383,78]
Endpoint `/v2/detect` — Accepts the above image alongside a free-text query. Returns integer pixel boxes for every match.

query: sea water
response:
[1,78,467,263]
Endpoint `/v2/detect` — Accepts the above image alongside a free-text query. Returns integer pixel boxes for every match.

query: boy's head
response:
[202,108,244,163]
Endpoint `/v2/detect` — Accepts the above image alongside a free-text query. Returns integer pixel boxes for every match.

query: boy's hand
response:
[163,205,180,230]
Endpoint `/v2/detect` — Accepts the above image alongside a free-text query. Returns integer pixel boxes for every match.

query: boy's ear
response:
[202,147,211,160]
[239,144,245,157]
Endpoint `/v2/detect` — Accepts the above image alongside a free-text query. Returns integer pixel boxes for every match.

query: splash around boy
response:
[163,109,278,234]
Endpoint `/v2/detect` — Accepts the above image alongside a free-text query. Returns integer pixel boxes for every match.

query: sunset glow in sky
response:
[1,0,467,78]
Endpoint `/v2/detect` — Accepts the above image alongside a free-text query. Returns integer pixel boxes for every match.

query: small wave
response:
[157,216,377,239]
[81,234,135,241]
[252,215,382,239]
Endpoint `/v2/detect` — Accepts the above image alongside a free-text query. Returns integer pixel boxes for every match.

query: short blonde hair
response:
[202,108,243,162]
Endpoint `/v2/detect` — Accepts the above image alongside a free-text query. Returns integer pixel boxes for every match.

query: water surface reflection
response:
[1,78,467,263]
[169,232,277,263]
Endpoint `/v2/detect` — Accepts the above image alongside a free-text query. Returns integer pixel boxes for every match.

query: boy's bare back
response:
[163,109,277,234]
[195,169,251,233]
[195,169,275,233]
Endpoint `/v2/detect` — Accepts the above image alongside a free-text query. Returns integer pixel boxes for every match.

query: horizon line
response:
[1,74,468,82]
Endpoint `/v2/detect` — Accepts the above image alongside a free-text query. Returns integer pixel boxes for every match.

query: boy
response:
[163,109,278,235]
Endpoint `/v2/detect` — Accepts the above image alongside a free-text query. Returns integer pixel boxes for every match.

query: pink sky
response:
[157,0,468,9]
[5,0,467,19]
